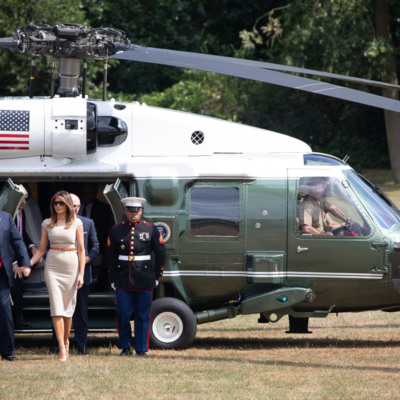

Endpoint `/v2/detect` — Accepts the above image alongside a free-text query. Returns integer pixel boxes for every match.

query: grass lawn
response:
[3,311,400,400]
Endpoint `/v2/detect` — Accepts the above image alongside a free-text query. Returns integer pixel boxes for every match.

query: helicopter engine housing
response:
[0,97,87,158]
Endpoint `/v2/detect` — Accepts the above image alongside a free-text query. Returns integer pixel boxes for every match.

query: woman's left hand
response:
[76,275,84,289]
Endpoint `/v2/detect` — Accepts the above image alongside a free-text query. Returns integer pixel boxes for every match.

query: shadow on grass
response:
[14,332,400,351]
[152,351,400,374]
[14,333,118,351]
[13,334,400,373]
[191,336,400,349]
[201,323,400,332]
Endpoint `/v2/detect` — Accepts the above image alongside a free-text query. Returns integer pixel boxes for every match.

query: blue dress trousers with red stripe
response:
[107,220,165,352]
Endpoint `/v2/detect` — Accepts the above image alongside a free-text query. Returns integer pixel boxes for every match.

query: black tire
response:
[150,297,197,349]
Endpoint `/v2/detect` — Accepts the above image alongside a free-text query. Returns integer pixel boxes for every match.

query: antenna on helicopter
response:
[103,55,108,101]
[50,57,56,98]
[82,60,87,99]
[29,56,36,98]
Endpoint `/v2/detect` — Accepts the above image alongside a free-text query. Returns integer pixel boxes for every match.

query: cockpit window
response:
[304,154,345,166]
[296,176,370,237]
[345,171,400,231]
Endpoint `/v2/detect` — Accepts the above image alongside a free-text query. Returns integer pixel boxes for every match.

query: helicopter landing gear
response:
[150,298,197,349]
[286,315,312,334]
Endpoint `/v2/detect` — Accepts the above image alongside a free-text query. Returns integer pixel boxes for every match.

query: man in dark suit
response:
[0,210,31,361]
[71,193,99,354]
[50,193,99,355]
[78,183,113,291]
[12,193,38,329]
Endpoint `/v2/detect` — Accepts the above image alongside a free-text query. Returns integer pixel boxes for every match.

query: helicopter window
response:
[303,154,345,166]
[190,187,239,236]
[297,176,370,237]
[345,171,400,231]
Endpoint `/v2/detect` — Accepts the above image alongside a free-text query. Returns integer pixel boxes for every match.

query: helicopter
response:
[0,23,400,349]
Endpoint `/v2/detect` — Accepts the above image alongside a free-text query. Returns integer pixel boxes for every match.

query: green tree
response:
[239,0,400,175]
[375,0,400,182]
[79,0,268,96]
[138,70,255,122]
[0,0,91,97]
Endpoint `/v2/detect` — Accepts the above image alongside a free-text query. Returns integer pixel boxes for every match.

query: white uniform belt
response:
[118,255,151,262]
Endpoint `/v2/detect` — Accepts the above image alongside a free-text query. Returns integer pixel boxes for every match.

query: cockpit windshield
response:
[345,170,400,232]
[296,175,370,237]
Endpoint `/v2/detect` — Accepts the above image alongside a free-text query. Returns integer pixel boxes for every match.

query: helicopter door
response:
[103,179,129,224]
[0,178,27,218]
[178,184,245,306]
[287,172,388,310]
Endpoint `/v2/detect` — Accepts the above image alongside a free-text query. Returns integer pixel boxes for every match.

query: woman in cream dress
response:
[31,191,85,361]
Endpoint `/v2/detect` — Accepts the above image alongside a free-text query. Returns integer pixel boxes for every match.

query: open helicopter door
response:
[0,179,46,288]
[103,179,129,224]
[0,178,27,218]
[287,169,389,311]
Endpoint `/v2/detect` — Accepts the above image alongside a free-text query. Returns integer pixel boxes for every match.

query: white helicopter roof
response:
[129,102,311,157]
[0,97,312,179]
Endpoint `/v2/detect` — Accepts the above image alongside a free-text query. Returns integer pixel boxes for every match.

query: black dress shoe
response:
[77,347,88,355]
[136,351,147,357]
[2,354,17,361]
[120,348,133,356]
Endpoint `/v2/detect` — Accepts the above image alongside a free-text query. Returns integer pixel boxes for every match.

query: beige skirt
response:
[44,248,79,317]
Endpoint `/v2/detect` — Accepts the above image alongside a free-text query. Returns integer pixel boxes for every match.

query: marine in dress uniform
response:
[107,197,165,356]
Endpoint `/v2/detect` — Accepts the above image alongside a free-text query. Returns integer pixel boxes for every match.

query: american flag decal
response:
[0,110,30,150]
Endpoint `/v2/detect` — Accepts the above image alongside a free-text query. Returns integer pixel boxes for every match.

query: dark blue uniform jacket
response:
[107,220,165,291]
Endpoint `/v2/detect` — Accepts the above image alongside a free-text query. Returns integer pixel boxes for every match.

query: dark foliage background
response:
[1,0,398,170]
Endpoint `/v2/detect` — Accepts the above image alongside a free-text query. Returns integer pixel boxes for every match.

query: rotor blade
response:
[0,37,20,52]
[223,58,400,91]
[114,46,400,91]
[112,46,400,113]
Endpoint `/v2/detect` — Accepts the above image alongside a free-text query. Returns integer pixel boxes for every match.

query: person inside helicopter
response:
[297,177,364,236]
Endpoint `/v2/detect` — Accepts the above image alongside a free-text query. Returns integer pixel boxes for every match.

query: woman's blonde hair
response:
[48,191,75,229]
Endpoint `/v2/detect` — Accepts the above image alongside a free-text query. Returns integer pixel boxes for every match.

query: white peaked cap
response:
[121,197,146,211]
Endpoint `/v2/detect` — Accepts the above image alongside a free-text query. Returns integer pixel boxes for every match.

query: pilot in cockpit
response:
[298,177,362,236]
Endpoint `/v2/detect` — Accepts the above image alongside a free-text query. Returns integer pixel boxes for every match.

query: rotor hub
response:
[3,23,131,59]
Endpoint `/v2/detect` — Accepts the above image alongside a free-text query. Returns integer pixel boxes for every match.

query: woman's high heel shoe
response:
[58,345,67,362]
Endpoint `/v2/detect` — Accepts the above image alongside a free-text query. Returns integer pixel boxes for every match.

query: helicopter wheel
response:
[150,297,197,349]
